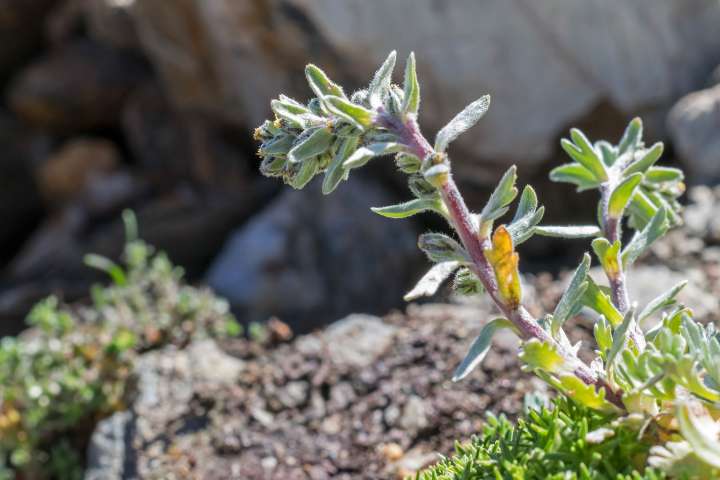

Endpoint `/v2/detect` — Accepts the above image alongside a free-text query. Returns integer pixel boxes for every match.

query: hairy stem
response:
[387,113,625,409]
[600,184,644,350]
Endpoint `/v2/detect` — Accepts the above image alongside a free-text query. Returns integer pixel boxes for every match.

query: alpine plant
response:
[255,51,720,477]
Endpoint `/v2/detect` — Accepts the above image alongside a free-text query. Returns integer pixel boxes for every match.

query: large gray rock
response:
[667,83,720,182]
[205,178,420,332]
[128,0,720,180]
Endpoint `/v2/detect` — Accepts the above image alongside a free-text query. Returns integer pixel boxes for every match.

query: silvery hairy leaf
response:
[402,52,420,115]
[453,318,516,381]
[305,64,345,99]
[368,50,397,108]
[534,225,601,239]
[323,95,374,130]
[622,207,669,267]
[552,254,591,335]
[618,117,643,155]
[343,142,404,169]
[288,128,333,164]
[506,186,545,245]
[371,198,443,219]
[608,173,643,219]
[561,130,607,181]
[480,166,518,223]
[638,281,687,325]
[549,163,601,191]
[403,261,460,301]
[418,233,470,263]
[622,142,664,176]
[434,95,491,153]
[322,136,359,195]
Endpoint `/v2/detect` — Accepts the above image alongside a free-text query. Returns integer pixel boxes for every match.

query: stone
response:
[127,0,720,179]
[399,395,429,434]
[35,138,121,206]
[8,39,147,132]
[0,0,60,81]
[84,411,133,480]
[323,314,398,370]
[205,178,421,332]
[668,84,720,182]
[83,0,140,50]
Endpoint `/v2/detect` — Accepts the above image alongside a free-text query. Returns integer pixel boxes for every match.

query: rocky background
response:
[2,0,720,338]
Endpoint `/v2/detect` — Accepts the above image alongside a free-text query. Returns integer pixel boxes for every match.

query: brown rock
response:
[0,0,60,81]
[36,138,121,205]
[8,39,147,132]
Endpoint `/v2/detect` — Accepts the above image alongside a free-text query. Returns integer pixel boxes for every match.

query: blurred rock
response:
[84,0,140,50]
[127,0,720,179]
[8,39,147,132]
[206,178,421,332]
[683,186,720,242]
[36,138,121,206]
[122,82,249,186]
[0,112,47,268]
[667,84,720,182]
[0,0,60,81]
[323,314,398,370]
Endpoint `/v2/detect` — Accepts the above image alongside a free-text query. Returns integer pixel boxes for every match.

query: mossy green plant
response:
[0,212,241,479]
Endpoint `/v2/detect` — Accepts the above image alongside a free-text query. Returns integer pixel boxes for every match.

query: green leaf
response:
[618,117,643,155]
[84,254,127,286]
[583,277,623,327]
[594,315,613,352]
[323,95,374,129]
[418,233,470,263]
[558,375,618,412]
[534,225,601,239]
[552,254,591,335]
[402,52,420,115]
[608,173,643,219]
[434,95,491,152]
[677,403,720,469]
[622,207,669,267]
[480,166,518,223]
[506,186,544,245]
[289,156,320,189]
[638,281,687,325]
[404,261,460,301]
[519,339,565,373]
[453,318,517,381]
[322,136,358,194]
[562,130,607,181]
[645,167,684,183]
[371,198,442,219]
[453,267,485,296]
[606,308,635,368]
[343,142,404,169]
[622,142,664,176]
[305,64,345,99]
[592,238,621,278]
[259,134,295,156]
[368,50,397,108]
[549,163,600,191]
[288,128,333,164]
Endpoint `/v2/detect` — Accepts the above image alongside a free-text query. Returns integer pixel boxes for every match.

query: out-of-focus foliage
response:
[0,212,241,479]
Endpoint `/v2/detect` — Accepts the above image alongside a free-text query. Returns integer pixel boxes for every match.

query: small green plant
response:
[256,51,720,478]
[0,212,241,479]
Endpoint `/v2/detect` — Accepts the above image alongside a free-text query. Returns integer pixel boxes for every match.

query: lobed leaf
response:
[561,130,607,181]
